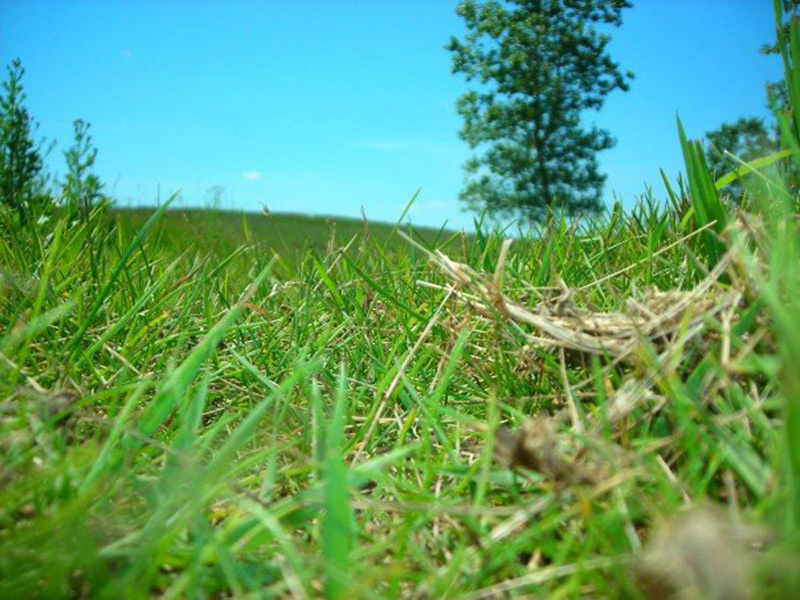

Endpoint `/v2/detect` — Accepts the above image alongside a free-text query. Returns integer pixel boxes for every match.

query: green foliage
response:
[63,119,103,222]
[322,369,356,599]
[704,117,780,201]
[760,0,799,56]
[447,0,633,222]
[769,0,800,544]
[678,116,728,266]
[2,174,799,596]
[704,4,800,203]
[113,207,466,269]
[0,58,45,225]
[1,3,800,597]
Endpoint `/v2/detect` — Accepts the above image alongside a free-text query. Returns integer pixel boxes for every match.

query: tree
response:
[63,119,103,221]
[0,58,44,224]
[447,0,633,223]
[704,1,798,201]
[704,117,779,201]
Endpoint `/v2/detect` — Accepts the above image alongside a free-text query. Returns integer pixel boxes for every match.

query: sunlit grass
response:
[1,3,800,596]
[2,172,798,596]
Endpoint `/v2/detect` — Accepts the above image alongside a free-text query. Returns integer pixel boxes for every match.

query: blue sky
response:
[0,0,783,230]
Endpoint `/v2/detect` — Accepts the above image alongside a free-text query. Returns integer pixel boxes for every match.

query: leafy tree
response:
[704,2,798,201]
[0,58,45,224]
[447,0,633,223]
[704,117,779,200]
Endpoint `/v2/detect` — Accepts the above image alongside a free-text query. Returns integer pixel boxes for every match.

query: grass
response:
[1,5,800,597]
[113,206,467,270]
[2,182,799,597]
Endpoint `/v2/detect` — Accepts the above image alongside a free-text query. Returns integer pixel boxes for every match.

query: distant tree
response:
[63,119,103,221]
[0,58,45,224]
[704,1,798,201]
[447,0,633,223]
[704,117,779,201]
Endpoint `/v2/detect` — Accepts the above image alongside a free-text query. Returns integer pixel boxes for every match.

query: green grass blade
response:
[137,258,276,437]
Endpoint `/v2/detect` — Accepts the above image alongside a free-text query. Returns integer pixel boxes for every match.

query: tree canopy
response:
[447,0,633,223]
[704,1,799,201]
[0,58,44,223]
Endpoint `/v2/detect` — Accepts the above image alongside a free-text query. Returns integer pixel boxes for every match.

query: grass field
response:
[113,206,468,268]
[2,8,800,599]
[2,181,800,597]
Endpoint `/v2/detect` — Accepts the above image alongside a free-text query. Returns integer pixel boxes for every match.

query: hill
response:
[113,207,467,264]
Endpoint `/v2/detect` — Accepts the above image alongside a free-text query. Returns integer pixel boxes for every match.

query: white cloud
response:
[242,171,262,181]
